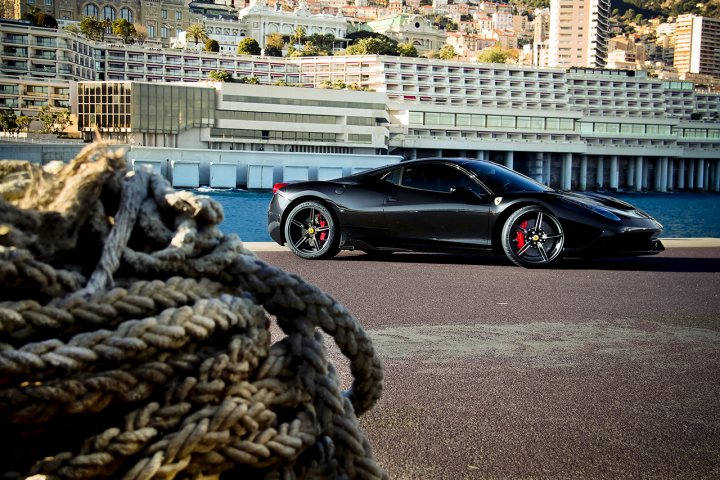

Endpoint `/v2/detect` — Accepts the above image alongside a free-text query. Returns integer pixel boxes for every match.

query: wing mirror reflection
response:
[450,185,485,202]
[449,185,472,194]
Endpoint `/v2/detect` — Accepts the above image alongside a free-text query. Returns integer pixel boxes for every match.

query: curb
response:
[243,239,720,252]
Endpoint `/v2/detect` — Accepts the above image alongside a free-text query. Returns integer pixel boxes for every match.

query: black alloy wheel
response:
[501,206,564,268]
[284,201,340,259]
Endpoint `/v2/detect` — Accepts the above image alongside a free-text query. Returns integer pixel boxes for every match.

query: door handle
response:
[386,196,398,203]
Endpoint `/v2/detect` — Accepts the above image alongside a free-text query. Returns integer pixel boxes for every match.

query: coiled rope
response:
[0,143,385,479]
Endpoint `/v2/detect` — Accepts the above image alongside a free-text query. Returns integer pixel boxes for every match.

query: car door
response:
[382,163,493,248]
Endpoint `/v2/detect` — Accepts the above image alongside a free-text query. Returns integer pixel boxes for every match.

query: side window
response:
[379,168,401,185]
[401,164,472,193]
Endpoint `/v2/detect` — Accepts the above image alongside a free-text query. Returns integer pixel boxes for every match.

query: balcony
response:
[30,66,56,75]
[1,62,28,73]
[33,52,56,61]
[3,47,28,58]
[33,40,57,48]
[3,36,28,45]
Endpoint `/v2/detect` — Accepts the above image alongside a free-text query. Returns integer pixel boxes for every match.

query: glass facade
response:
[222,95,385,111]
[217,111,337,124]
[210,129,337,142]
[77,82,214,133]
[580,122,674,136]
[409,111,575,131]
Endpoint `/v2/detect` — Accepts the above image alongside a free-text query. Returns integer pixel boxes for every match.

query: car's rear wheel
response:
[284,201,340,259]
[501,206,564,268]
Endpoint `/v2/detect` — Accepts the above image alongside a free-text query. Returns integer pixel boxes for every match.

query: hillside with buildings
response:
[0,0,719,194]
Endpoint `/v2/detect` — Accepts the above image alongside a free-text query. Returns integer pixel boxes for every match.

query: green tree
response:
[0,109,18,132]
[36,12,58,28]
[187,23,207,46]
[208,70,232,82]
[16,115,31,133]
[237,76,260,84]
[64,24,81,35]
[21,6,40,23]
[24,8,58,28]
[428,15,457,32]
[397,42,418,57]
[288,42,320,57]
[112,18,136,44]
[205,38,219,52]
[265,33,285,56]
[38,106,71,135]
[79,16,104,41]
[345,37,398,55]
[477,45,509,64]
[237,38,261,55]
[319,80,346,89]
[306,33,335,55]
[292,26,306,47]
[438,44,456,60]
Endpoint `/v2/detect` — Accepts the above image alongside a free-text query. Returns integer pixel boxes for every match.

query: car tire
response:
[501,206,564,268]
[284,200,340,260]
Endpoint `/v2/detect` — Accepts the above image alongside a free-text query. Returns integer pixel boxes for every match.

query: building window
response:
[161,27,169,38]
[120,8,133,23]
[83,4,99,18]
[161,9,168,19]
[148,24,156,38]
[175,11,182,21]
[103,6,116,21]
[45,0,53,5]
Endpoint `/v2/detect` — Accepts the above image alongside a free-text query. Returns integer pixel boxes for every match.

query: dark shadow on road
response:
[329,250,720,273]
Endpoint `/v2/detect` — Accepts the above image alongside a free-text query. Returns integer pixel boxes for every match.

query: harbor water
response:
[200,190,720,242]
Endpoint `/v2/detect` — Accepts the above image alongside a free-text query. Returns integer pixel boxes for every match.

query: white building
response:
[492,11,513,31]
[548,0,610,68]
[674,14,720,78]
[176,0,347,52]
[365,14,447,54]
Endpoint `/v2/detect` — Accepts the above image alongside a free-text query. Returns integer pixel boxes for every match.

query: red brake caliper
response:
[318,216,327,242]
[516,220,527,249]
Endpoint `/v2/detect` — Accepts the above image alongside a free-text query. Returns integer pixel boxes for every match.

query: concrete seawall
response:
[243,238,720,252]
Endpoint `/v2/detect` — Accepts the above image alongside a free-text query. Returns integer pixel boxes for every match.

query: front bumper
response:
[572,227,665,258]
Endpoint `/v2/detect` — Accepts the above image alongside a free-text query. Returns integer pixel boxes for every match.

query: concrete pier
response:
[3,143,719,193]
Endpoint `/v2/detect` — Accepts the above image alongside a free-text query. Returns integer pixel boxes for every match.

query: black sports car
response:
[267,158,664,268]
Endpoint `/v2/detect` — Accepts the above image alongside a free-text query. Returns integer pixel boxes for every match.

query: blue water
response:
[196,189,720,241]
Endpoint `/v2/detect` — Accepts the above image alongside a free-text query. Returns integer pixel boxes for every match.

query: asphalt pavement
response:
[253,244,720,479]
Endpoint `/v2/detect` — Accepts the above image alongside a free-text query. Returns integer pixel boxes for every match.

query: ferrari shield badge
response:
[494,197,503,206]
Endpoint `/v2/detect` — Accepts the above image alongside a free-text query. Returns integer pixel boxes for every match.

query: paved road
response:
[254,247,720,480]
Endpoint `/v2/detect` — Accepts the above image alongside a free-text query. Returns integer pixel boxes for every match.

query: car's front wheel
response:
[284,201,340,259]
[501,206,564,268]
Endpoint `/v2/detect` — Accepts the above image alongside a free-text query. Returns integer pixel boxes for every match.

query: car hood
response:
[554,191,659,221]
[558,192,637,211]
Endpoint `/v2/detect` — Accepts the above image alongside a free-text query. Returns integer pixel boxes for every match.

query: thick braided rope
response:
[0,143,386,479]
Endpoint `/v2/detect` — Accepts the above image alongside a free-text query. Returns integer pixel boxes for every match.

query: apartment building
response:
[548,0,610,68]
[2,0,198,47]
[674,14,720,78]
[2,21,719,192]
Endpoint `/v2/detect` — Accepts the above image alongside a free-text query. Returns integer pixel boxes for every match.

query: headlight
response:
[564,198,622,222]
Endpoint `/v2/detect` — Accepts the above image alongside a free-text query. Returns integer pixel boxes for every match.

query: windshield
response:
[463,161,551,194]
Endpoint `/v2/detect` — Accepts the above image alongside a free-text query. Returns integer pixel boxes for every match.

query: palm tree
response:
[292,26,306,48]
[186,23,207,46]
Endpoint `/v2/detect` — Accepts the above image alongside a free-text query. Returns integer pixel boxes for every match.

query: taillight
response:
[272,182,288,194]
